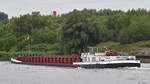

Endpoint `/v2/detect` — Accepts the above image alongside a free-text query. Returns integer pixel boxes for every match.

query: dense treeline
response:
[0,9,150,55]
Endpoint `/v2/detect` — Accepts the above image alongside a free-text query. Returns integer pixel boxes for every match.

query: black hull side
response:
[11,61,140,68]
[81,63,140,68]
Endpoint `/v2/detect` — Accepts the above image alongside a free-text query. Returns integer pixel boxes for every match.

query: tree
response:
[119,14,150,44]
[62,10,90,54]
[88,16,111,44]
[7,12,58,51]
[0,12,8,21]
[0,33,17,51]
[32,27,57,44]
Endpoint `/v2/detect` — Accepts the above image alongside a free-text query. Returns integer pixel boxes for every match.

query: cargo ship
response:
[11,47,141,68]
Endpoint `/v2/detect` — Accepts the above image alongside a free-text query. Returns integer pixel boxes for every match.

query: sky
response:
[0,0,150,18]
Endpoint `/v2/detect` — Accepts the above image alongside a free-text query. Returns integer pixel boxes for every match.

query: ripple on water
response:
[0,62,150,84]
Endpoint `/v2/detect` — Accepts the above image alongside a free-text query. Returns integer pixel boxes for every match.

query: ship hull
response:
[11,58,140,68]
[78,63,140,68]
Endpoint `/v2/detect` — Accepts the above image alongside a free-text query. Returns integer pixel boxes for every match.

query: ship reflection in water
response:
[0,61,150,84]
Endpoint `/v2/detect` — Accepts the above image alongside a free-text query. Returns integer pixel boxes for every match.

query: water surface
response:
[0,61,150,84]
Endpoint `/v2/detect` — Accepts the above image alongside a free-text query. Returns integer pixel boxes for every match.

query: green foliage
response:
[0,12,8,21]
[0,9,150,57]
[62,10,90,54]
[8,12,52,37]
[119,14,150,44]
[6,12,59,52]
[0,33,17,51]
[32,27,57,44]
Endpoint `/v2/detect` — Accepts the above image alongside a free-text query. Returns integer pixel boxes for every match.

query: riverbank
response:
[0,40,150,62]
[0,51,55,61]
[95,40,150,51]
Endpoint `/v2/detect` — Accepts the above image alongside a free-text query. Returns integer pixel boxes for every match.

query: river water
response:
[0,62,150,84]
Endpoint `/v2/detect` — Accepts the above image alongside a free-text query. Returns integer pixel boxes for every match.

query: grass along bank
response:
[0,51,59,61]
[95,40,150,51]
[0,40,150,61]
